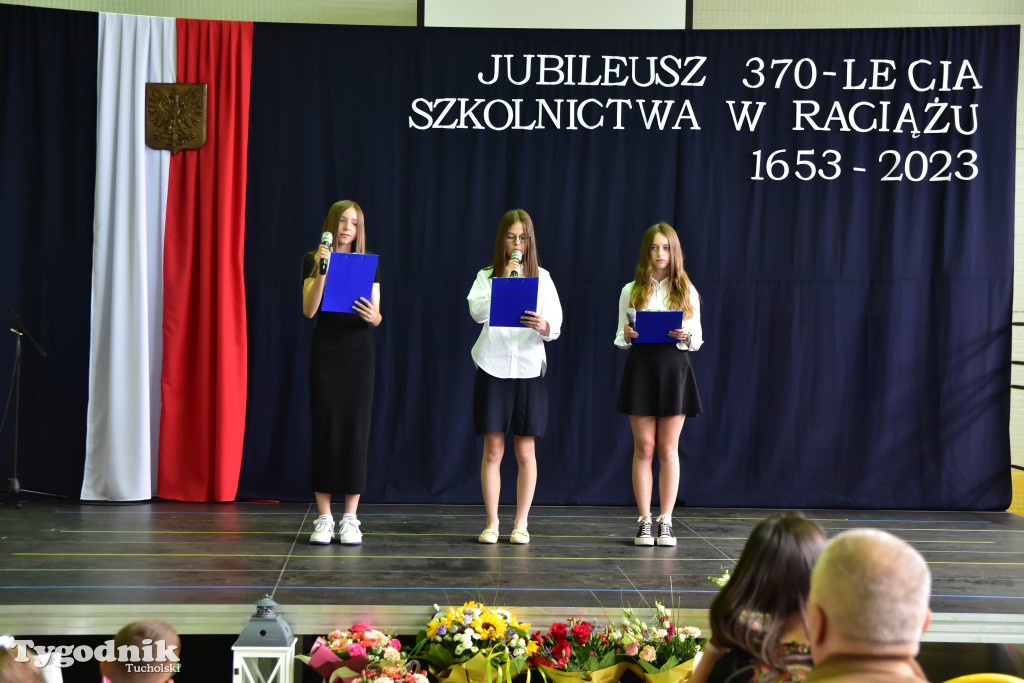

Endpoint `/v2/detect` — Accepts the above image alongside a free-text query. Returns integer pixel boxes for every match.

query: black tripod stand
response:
[0,296,60,508]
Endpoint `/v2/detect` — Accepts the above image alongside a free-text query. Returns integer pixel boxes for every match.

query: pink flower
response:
[391,638,402,650]
[640,645,657,662]
[347,643,366,657]
[625,642,638,656]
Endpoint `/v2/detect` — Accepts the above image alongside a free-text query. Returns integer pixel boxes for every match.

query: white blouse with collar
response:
[468,266,563,378]
[614,277,703,351]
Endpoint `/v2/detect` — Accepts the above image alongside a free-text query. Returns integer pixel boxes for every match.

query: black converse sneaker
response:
[656,515,676,546]
[635,515,654,546]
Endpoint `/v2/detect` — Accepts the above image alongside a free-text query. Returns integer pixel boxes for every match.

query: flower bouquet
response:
[297,624,408,683]
[409,602,537,683]
[611,603,703,683]
[528,618,629,683]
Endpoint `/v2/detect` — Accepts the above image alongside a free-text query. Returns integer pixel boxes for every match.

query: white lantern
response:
[232,595,297,683]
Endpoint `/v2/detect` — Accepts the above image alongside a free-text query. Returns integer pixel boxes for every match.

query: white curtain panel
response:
[81,14,175,501]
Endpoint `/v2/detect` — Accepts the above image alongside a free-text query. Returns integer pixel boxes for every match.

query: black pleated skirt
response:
[473,368,548,437]
[309,313,374,494]
[617,343,702,417]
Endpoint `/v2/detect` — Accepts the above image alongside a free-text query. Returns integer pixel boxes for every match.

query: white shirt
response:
[468,266,563,378]
[614,277,703,351]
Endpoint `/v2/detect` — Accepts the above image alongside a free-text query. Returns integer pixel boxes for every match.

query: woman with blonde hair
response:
[615,223,702,546]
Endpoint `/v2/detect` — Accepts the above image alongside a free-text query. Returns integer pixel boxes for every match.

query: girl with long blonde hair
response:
[614,223,703,546]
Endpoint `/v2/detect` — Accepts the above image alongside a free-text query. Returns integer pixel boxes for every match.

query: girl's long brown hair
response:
[324,199,366,254]
[628,223,695,318]
[307,200,366,279]
[707,512,827,672]
[489,209,539,279]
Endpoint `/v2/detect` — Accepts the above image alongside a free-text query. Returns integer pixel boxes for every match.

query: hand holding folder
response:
[634,310,685,343]
[321,253,378,313]
[489,276,539,327]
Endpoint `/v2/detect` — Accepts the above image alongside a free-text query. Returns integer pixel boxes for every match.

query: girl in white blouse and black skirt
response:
[467,209,563,545]
[615,223,703,547]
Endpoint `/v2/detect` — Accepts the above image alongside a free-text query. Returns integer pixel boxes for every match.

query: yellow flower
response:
[471,610,508,640]
[525,639,540,655]
[426,614,450,640]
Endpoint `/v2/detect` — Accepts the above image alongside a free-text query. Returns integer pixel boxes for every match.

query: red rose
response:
[551,640,572,664]
[570,623,592,644]
[550,623,568,642]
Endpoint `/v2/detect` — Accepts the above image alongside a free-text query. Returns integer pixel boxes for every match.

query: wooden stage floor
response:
[2,502,1024,645]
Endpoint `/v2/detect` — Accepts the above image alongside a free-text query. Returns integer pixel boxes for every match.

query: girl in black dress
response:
[615,223,702,546]
[302,200,381,545]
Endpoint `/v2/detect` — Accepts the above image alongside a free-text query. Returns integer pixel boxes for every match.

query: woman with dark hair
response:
[302,200,382,545]
[615,223,702,546]
[692,511,827,683]
[467,209,562,544]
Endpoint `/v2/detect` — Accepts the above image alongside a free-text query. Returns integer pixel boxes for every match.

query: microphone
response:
[509,249,523,277]
[319,232,333,275]
[626,307,636,344]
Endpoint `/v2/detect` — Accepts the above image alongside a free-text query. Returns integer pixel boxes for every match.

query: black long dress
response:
[303,252,379,494]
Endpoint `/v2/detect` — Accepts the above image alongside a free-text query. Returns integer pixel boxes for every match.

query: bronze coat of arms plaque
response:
[145,83,207,154]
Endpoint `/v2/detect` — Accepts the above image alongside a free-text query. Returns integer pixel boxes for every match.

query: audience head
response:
[0,646,44,683]
[99,619,180,683]
[708,511,827,669]
[808,528,931,662]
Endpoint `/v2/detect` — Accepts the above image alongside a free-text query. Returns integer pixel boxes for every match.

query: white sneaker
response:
[309,515,334,545]
[338,517,362,545]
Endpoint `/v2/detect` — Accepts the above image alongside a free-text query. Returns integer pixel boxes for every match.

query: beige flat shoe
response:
[478,527,499,544]
[509,528,530,544]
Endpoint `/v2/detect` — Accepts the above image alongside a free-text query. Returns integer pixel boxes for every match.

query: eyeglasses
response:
[505,234,531,243]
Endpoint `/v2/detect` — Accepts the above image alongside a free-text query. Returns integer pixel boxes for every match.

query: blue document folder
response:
[635,310,684,343]
[489,276,539,327]
[321,253,378,313]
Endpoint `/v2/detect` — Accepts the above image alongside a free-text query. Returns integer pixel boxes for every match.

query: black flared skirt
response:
[616,343,702,417]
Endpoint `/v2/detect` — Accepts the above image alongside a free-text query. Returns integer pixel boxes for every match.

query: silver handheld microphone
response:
[319,232,333,275]
[626,307,636,344]
[509,249,523,277]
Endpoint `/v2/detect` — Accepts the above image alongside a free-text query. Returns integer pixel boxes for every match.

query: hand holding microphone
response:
[507,249,523,277]
[319,232,333,275]
[624,307,639,344]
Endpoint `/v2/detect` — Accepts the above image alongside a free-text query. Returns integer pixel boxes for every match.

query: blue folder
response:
[321,253,378,313]
[489,276,539,327]
[635,310,684,343]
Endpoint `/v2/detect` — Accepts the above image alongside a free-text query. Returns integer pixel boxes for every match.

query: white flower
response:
[683,626,702,638]
[655,628,668,639]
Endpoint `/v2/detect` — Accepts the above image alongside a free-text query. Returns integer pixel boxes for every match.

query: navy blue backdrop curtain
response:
[240,25,1017,509]
[0,5,96,499]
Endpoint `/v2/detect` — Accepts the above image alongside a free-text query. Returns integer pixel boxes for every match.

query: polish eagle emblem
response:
[145,83,207,154]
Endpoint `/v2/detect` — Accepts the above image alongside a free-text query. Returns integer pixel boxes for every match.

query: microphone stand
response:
[0,295,61,509]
